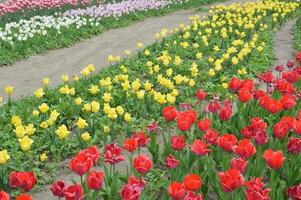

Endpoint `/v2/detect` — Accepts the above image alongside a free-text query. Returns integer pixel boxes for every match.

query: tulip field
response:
[0,0,301,199]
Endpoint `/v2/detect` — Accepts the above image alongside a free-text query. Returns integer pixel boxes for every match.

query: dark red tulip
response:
[287,60,294,68]
[208,101,221,113]
[287,184,301,200]
[287,138,301,154]
[218,106,232,121]
[184,192,203,200]
[50,180,66,197]
[273,121,290,139]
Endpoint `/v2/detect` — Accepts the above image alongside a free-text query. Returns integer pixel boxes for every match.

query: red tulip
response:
[120,176,146,200]
[132,131,150,147]
[244,177,270,200]
[208,101,220,113]
[120,184,141,200]
[65,184,83,200]
[238,89,253,103]
[177,111,196,132]
[287,60,294,68]
[171,135,186,151]
[263,149,285,169]
[168,182,185,200]
[218,134,238,152]
[219,169,244,192]
[195,89,207,101]
[184,192,203,200]
[0,191,9,200]
[282,116,297,129]
[124,138,138,152]
[104,143,124,165]
[218,106,232,121]
[191,139,211,156]
[69,153,93,176]
[282,71,299,83]
[259,71,274,83]
[287,138,301,154]
[280,95,296,110]
[50,180,66,197]
[287,184,301,200]
[78,145,100,164]
[251,117,267,130]
[183,174,202,192]
[267,98,283,114]
[230,157,248,173]
[162,106,177,122]
[16,194,32,200]
[9,171,37,192]
[274,80,295,96]
[240,79,254,92]
[253,130,268,145]
[275,64,284,72]
[294,120,301,135]
[86,170,104,190]
[165,155,180,169]
[296,52,301,64]
[229,77,241,92]
[254,90,268,100]
[197,119,211,132]
[203,129,219,145]
[133,154,153,174]
[232,139,256,159]
[147,121,158,132]
[241,127,253,139]
[273,121,290,139]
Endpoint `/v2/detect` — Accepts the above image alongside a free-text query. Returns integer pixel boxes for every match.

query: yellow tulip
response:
[81,132,91,141]
[18,136,33,151]
[5,86,13,96]
[55,125,70,139]
[0,150,10,164]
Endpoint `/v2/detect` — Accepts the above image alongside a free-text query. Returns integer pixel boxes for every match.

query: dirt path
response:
[273,19,296,65]
[0,0,249,100]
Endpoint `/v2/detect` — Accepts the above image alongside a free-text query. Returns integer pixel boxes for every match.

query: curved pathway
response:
[0,0,248,100]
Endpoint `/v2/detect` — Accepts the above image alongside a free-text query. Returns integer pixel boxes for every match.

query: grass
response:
[294,16,301,51]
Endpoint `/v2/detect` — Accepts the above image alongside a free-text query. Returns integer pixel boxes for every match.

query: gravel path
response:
[0,0,247,100]
[273,19,296,65]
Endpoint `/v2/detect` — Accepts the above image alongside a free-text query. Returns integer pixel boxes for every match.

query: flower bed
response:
[2,52,301,199]
[294,16,301,51]
[0,0,299,195]
[0,0,216,65]
[0,0,92,16]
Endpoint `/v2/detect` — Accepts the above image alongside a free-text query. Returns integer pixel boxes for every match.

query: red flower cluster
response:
[121,176,146,200]
[241,117,268,145]
[168,174,203,200]
[9,171,37,192]
[244,177,270,200]
[104,143,124,165]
